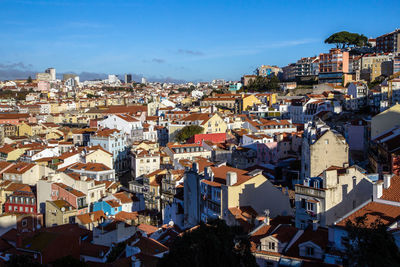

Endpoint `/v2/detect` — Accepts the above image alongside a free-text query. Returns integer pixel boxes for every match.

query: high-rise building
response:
[141,77,147,84]
[282,63,296,81]
[295,57,319,77]
[125,74,132,83]
[45,68,56,81]
[376,29,400,53]
[318,48,349,84]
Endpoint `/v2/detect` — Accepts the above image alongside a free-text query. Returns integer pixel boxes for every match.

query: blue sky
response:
[0,0,399,82]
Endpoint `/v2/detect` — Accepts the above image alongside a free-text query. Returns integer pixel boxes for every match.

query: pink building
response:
[319,49,349,84]
[256,142,278,164]
[38,81,50,92]
[51,183,88,214]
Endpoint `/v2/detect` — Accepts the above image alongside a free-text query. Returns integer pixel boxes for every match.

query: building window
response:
[268,242,275,251]
[306,246,314,256]
[301,199,306,209]
[325,139,329,144]
[8,206,12,211]
[306,202,314,212]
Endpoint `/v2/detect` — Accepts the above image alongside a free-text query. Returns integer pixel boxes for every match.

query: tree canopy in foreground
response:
[344,214,400,267]
[158,219,257,267]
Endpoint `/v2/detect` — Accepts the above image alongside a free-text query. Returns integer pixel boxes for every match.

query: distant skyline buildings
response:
[0,0,399,82]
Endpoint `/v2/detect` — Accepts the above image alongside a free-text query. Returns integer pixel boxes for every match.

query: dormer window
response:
[306,246,314,256]
[268,242,276,251]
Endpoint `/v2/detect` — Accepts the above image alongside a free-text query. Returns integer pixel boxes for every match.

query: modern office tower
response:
[125,74,132,83]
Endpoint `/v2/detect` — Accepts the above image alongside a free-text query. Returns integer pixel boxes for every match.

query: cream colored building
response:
[165,143,211,165]
[295,165,373,228]
[45,200,77,227]
[85,148,114,169]
[371,104,400,139]
[130,148,160,178]
[301,121,348,180]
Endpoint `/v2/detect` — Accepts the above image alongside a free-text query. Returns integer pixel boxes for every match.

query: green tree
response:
[246,75,280,92]
[27,76,33,83]
[325,31,368,48]
[158,219,257,267]
[175,125,204,142]
[343,215,400,267]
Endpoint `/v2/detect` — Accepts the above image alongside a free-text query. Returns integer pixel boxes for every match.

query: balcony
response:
[295,184,326,198]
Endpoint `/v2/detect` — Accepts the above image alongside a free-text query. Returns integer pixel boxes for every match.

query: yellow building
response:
[18,122,31,137]
[85,148,114,169]
[371,104,400,139]
[0,145,26,161]
[221,171,292,218]
[202,113,227,134]
[242,94,262,111]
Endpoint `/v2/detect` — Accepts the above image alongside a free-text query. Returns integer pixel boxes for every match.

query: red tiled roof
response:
[4,162,35,174]
[138,224,158,236]
[381,175,400,202]
[336,201,400,227]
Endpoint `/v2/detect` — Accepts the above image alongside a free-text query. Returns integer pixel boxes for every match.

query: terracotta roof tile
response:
[336,201,400,227]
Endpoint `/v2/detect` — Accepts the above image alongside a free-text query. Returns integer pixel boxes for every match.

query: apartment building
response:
[257,65,282,77]
[130,148,160,179]
[295,165,373,228]
[301,120,349,180]
[376,29,400,53]
[295,56,319,77]
[184,161,292,227]
[359,53,393,82]
[318,49,349,84]
[89,129,129,174]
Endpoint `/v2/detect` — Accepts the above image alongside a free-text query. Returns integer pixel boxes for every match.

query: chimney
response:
[343,163,349,168]
[205,167,214,181]
[373,181,383,200]
[384,174,393,189]
[192,162,199,173]
[312,220,319,231]
[264,209,270,225]
[226,172,237,186]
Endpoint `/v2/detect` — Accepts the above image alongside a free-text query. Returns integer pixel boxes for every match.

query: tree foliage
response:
[52,255,87,267]
[246,75,280,92]
[158,219,257,267]
[325,31,368,48]
[343,215,400,267]
[175,125,204,142]
[7,255,42,267]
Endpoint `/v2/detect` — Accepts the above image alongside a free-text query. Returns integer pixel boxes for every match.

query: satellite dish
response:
[61,207,65,212]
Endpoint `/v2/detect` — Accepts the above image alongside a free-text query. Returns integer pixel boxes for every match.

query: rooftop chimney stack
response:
[226,172,237,186]
[384,174,393,189]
